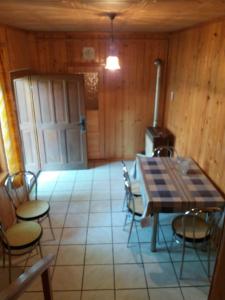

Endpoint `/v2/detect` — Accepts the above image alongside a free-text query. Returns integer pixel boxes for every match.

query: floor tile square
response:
[144,262,179,288]
[181,286,209,300]
[57,171,76,182]
[53,291,81,300]
[27,245,58,266]
[53,266,83,290]
[41,228,62,245]
[173,261,209,286]
[116,289,149,300]
[111,200,123,212]
[112,212,126,226]
[42,214,65,228]
[51,190,71,202]
[50,202,69,214]
[149,287,183,300]
[74,180,92,190]
[141,244,171,263]
[65,213,89,227]
[112,227,138,243]
[88,213,112,227]
[92,180,110,187]
[0,267,24,289]
[61,228,87,244]
[91,191,110,201]
[81,290,114,300]
[115,264,146,289]
[54,181,74,192]
[56,245,85,265]
[111,191,125,200]
[83,265,114,290]
[71,191,91,201]
[85,244,113,264]
[90,201,111,213]
[87,227,112,244]
[18,292,44,300]
[68,201,90,213]
[169,246,200,262]
[113,244,142,264]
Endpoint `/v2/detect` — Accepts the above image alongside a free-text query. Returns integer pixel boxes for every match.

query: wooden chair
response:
[171,207,223,278]
[123,180,144,245]
[0,216,43,283]
[4,171,54,239]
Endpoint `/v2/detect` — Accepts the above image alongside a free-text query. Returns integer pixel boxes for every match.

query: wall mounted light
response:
[105,13,121,71]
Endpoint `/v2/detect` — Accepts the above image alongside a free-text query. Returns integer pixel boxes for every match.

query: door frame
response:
[10,69,38,173]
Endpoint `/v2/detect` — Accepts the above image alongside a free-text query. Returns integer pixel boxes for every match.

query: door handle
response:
[78,117,86,131]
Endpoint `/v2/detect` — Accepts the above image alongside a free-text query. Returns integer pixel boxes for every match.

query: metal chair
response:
[121,160,141,211]
[123,179,144,245]
[153,146,174,157]
[0,215,43,283]
[4,171,55,239]
[171,207,223,278]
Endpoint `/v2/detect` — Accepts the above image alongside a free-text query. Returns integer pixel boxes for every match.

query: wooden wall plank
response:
[164,19,225,194]
[30,33,169,160]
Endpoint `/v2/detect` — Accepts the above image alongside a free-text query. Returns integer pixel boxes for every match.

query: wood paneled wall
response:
[29,33,169,159]
[0,26,32,171]
[164,19,225,194]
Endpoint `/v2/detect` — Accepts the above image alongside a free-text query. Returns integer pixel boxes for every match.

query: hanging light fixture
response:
[105,13,121,71]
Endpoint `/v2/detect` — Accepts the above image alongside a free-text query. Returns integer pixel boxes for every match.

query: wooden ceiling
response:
[0,0,225,32]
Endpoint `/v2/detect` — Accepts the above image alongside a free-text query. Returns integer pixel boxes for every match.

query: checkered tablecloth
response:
[138,157,225,215]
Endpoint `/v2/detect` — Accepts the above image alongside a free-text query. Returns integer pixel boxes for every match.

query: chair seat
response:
[16,200,50,220]
[128,196,144,216]
[131,181,141,196]
[172,215,210,242]
[4,222,42,249]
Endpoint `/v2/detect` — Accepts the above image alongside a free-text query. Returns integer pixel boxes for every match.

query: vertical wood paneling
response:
[0,25,30,173]
[31,33,169,159]
[164,19,225,194]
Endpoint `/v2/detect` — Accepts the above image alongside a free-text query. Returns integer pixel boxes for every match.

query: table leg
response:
[151,213,159,252]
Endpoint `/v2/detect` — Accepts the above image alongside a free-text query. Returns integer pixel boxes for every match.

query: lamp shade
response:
[105,55,121,71]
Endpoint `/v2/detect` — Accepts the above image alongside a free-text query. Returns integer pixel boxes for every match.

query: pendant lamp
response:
[105,13,121,71]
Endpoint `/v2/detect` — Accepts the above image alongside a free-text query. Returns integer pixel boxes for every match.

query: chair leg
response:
[8,251,12,283]
[39,242,43,258]
[48,214,55,240]
[123,211,130,229]
[207,241,211,278]
[122,193,127,211]
[2,246,5,267]
[179,240,186,279]
[127,215,135,246]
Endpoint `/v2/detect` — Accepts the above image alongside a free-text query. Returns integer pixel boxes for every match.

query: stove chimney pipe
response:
[153,58,162,128]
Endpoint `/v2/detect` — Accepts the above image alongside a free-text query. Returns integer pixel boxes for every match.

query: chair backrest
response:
[124,179,135,211]
[121,160,131,183]
[153,146,174,157]
[180,207,223,242]
[4,171,37,208]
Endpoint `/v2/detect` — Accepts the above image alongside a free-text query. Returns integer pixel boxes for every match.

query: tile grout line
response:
[50,171,76,284]
[110,162,117,300]
[80,165,94,300]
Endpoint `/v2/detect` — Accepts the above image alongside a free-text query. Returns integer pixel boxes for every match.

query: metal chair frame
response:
[171,207,223,278]
[4,171,55,239]
[0,220,43,283]
[123,179,144,245]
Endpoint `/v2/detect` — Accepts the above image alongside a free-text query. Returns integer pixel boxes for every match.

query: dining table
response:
[137,156,225,252]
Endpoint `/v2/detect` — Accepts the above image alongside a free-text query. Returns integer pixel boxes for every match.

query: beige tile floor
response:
[0,161,213,300]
